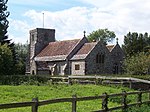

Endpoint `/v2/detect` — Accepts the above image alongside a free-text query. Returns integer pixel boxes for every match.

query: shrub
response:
[0,75,50,85]
[123,52,150,75]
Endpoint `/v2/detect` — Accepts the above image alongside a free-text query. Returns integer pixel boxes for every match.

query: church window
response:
[75,64,80,70]
[32,34,34,41]
[96,54,105,63]
[113,63,119,74]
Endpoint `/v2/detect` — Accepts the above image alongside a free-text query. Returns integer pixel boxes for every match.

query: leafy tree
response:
[87,28,116,45]
[123,52,150,75]
[0,44,13,75]
[14,43,29,74]
[122,32,150,56]
[0,0,18,75]
[144,45,150,54]
[0,0,10,44]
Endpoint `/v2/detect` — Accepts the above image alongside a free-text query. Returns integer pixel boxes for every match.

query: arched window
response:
[113,63,119,74]
[96,54,105,63]
[32,70,35,75]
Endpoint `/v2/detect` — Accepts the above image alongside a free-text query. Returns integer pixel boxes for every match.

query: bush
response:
[0,75,50,85]
[123,52,150,75]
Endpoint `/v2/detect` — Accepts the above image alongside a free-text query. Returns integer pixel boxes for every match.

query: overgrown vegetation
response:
[122,32,150,75]
[123,52,150,75]
[0,44,13,75]
[0,0,16,75]
[122,32,150,56]
[0,75,49,85]
[0,0,29,75]
[14,43,28,74]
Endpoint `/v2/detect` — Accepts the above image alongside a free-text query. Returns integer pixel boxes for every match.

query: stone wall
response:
[85,41,111,75]
[30,28,55,57]
[37,70,50,75]
[109,44,125,74]
[30,60,37,75]
[71,60,85,75]
[29,28,55,74]
[36,61,68,76]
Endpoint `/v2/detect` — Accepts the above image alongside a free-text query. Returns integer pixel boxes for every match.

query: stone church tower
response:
[27,28,55,74]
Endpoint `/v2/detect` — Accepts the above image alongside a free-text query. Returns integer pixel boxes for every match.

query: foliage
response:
[87,28,116,45]
[128,105,150,112]
[0,44,13,75]
[0,0,18,75]
[0,75,49,85]
[122,32,150,56]
[13,43,29,74]
[0,0,10,44]
[123,52,150,75]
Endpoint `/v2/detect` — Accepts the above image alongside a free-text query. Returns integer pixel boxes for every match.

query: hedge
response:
[0,75,50,85]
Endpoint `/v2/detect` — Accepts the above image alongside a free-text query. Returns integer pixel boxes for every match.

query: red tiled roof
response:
[71,42,97,60]
[106,45,115,52]
[76,42,97,55]
[36,39,80,57]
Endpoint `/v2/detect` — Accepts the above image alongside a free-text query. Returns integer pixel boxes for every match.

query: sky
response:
[7,0,150,45]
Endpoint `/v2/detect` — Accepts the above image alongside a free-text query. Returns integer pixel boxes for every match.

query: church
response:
[26,28,125,76]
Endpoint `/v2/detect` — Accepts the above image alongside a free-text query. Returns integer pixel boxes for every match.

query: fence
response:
[50,76,150,90]
[0,90,150,112]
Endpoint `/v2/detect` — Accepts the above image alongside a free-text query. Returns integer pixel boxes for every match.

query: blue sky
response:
[7,0,150,44]
[8,0,91,18]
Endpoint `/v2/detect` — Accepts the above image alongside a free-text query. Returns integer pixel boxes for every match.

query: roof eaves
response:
[71,54,87,60]
[35,55,67,61]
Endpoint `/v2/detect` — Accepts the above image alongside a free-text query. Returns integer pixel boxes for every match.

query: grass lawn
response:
[0,84,149,112]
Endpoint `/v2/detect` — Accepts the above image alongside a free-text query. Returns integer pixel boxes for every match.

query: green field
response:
[0,84,149,112]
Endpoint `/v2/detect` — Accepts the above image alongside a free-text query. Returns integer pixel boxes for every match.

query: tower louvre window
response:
[32,34,34,41]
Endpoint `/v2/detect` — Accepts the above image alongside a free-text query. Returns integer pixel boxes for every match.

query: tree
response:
[0,0,10,44]
[14,43,28,74]
[123,52,150,75]
[0,0,18,75]
[0,44,13,75]
[122,32,150,56]
[87,28,116,45]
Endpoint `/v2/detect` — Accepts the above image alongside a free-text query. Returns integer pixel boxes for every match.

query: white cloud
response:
[9,0,150,45]
[8,19,31,43]
[24,7,94,40]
